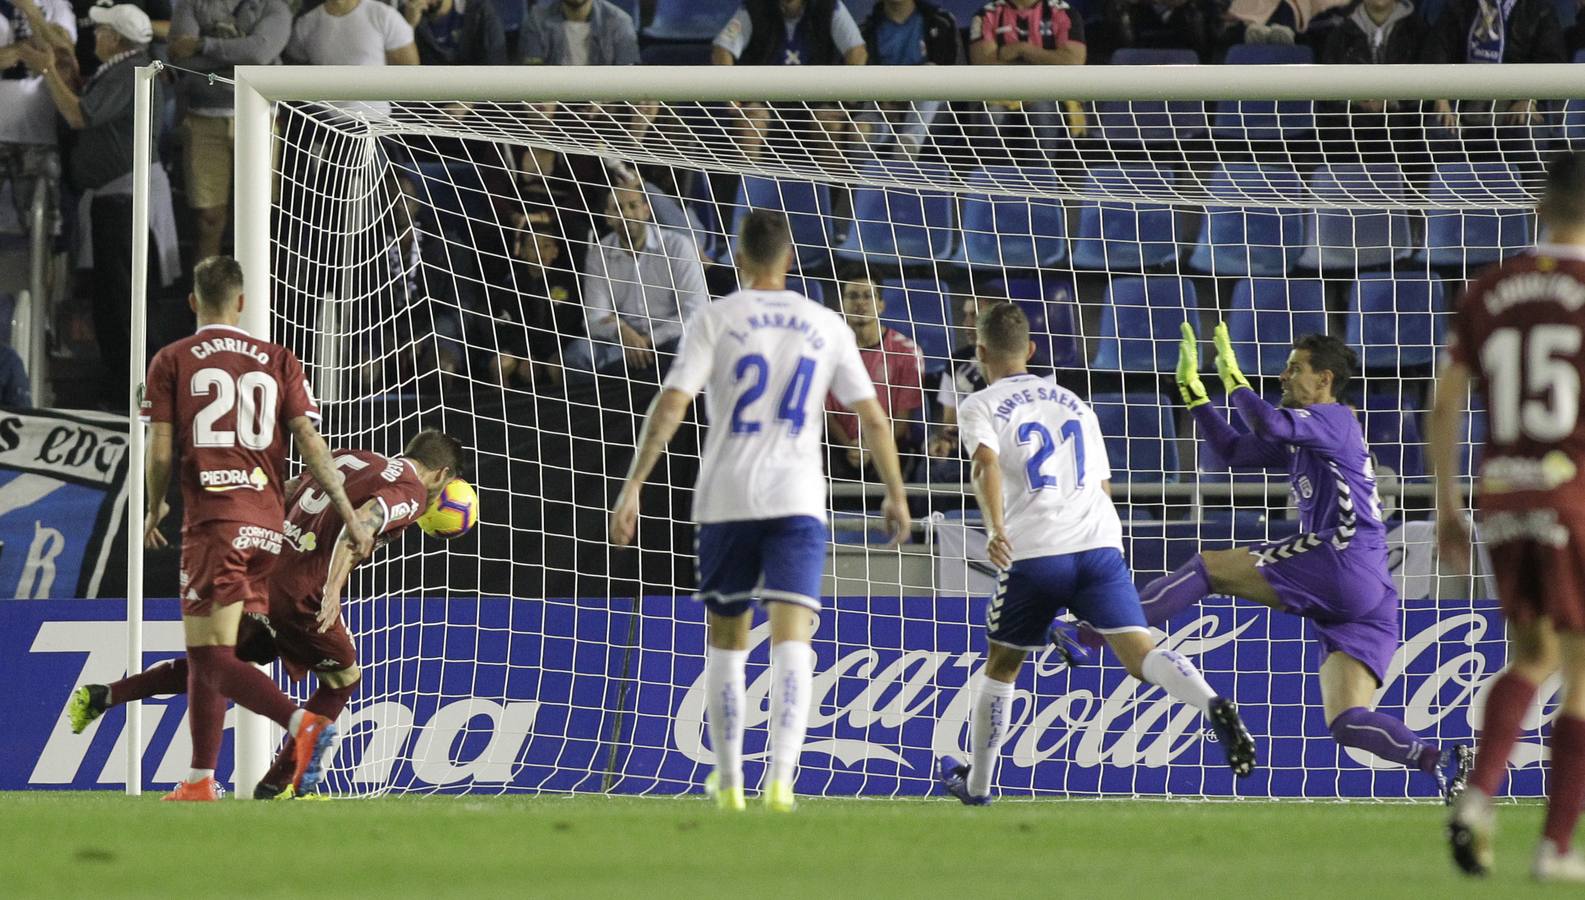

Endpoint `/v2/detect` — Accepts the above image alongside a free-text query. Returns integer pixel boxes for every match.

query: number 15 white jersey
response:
[956,374,1122,561]
[665,289,876,524]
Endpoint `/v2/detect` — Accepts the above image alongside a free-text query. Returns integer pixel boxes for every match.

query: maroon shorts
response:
[235,599,358,682]
[179,522,283,616]
[1482,507,1585,633]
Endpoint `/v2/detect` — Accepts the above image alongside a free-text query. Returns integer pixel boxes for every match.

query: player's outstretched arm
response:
[610,388,693,547]
[1211,322,1338,453]
[853,398,913,545]
[143,423,174,549]
[318,499,386,633]
[288,416,375,560]
[1180,324,1285,469]
[1427,360,1474,574]
[968,444,1012,569]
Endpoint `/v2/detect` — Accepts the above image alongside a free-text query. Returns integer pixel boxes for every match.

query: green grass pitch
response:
[0,793,1566,898]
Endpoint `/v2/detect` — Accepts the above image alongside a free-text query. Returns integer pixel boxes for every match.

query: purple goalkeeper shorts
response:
[1249,532,1399,685]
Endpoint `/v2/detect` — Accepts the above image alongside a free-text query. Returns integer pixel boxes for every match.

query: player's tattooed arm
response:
[143,422,174,549]
[610,388,693,546]
[289,416,375,560]
[318,500,386,633]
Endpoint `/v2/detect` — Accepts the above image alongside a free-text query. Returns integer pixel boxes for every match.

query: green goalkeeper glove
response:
[1212,321,1252,394]
[1176,322,1209,409]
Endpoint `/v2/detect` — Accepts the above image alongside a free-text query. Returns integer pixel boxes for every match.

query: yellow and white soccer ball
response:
[418,478,479,539]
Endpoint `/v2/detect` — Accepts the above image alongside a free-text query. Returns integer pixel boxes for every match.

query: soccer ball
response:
[418,478,478,539]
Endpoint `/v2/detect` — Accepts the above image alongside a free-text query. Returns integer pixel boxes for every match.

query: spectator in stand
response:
[1226,0,1352,46]
[366,172,469,387]
[572,181,707,376]
[827,275,924,479]
[925,292,1000,481]
[166,0,291,261]
[0,0,75,236]
[859,0,961,157]
[1434,0,1565,128]
[1318,0,1447,165]
[712,1,868,164]
[0,342,28,406]
[1097,0,1217,61]
[16,3,179,396]
[487,214,581,388]
[519,0,637,65]
[1568,0,1585,57]
[405,0,506,66]
[968,0,1086,159]
[287,0,418,120]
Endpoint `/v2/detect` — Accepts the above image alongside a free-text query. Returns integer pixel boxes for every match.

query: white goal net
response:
[184,64,1585,799]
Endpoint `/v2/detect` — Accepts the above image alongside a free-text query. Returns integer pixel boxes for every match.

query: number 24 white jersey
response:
[665,289,876,524]
[956,374,1122,561]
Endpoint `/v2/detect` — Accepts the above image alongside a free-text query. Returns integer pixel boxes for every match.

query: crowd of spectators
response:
[0,0,1577,441]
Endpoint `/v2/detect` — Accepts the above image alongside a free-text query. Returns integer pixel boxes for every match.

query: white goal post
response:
[125,61,1583,799]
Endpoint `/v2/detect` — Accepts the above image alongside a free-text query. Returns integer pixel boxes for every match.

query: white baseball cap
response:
[89,4,153,45]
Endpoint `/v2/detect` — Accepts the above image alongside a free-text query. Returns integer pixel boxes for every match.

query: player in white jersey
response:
[610,210,911,813]
[936,303,1256,804]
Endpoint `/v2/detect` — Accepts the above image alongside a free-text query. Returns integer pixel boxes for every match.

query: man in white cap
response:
[16,2,179,400]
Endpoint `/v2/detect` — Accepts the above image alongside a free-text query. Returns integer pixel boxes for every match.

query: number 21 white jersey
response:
[956,374,1122,561]
[665,289,876,524]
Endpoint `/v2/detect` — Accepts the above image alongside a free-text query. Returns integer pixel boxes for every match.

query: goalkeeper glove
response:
[1212,321,1252,394]
[1176,322,1209,409]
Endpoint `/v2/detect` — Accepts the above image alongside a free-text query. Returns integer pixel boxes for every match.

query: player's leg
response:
[1535,630,1585,881]
[1320,651,1448,777]
[1119,545,1281,639]
[68,658,190,734]
[258,665,363,799]
[758,516,827,813]
[693,519,768,810]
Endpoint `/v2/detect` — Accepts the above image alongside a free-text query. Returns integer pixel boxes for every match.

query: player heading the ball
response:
[1432,150,1585,884]
[72,430,469,799]
[936,303,1255,805]
[609,210,911,813]
[139,256,375,801]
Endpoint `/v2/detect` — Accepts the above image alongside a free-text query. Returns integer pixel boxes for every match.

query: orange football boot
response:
[290,713,339,793]
[162,777,223,802]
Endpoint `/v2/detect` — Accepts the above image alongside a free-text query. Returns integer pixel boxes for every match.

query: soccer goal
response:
[127,62,1582,799]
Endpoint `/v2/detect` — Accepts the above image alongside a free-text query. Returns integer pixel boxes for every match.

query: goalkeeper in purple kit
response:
[1081,321,1471,800]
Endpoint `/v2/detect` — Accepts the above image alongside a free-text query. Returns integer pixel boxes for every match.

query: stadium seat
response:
[682,172,729,262]
[833,161,956,268]
[1187,163,1306,277]
[1297,164,1413,273]
[880,277,954,370]
[1072,164,1185,271]
[952,166,1066,270]
[1091,393,1181,482]
[1344,274,1447,372]
[1225,279,1328,377]
[989,276,1084,369]
[785,276,825,306]
[1360,390,1425,479]
[734,176,833,272]
[1212,44,1315,142]
[1417,162,1535,268]
[1094,48,1209,146]
[643,0,735,42]
[1092,276,1200,373]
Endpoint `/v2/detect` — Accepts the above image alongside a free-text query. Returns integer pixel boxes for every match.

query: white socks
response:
[767,641,814,786]
[1141,648,1217,713]
[968,676,1015,798]
[705,648,748,790]
[287,708,306,737]
[185,768,214,784]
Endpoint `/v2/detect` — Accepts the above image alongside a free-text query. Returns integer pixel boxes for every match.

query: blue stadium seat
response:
[1225,279,1328,377]
[1418,162,1535,268]
[644,0,736,42]
[1213,44,1315,141]
[1095,48,1209,145]
[1187,163,1306,277]
[734,176,833,272]
[1297,164,1413,273]
[1091,393,1180,482]
[833,161,956,267]
[1344,274,1446,372]
[1072,165,1185,271]
[784,276,825,305]
[989,276,1083,369]
[1361,390,1425,479]
[683,172,729,262]
[880,277,954,371]
[1092,276,1200,373]
[952,166,1066,270]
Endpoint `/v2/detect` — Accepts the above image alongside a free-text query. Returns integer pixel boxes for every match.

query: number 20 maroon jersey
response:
[141,323,319,530]
[1449,246,1585,512]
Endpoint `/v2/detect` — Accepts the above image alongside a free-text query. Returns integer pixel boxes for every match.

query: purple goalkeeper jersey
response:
[1193,388,1388,551]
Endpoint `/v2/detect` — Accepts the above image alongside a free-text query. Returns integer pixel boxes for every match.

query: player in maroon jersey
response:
[1430,151,1585,883]
[71,429,465,798]
[138,256,375,802]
